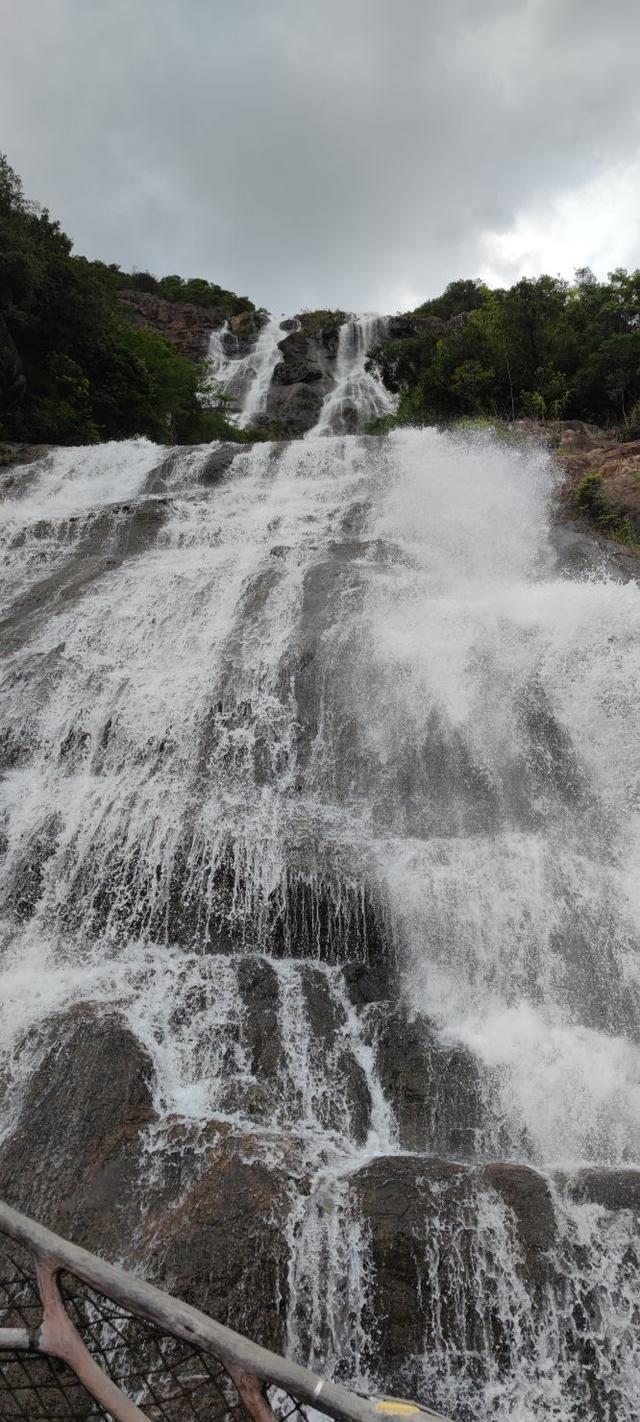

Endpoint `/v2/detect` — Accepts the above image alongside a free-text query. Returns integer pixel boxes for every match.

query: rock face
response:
[561,1166,640,1214]
[118,289,230,360]
[0,494,169,657]
[516,418,640,551]
[264,312,345,435]
[139,1130,303,1350]
[385,310,470,342]
[2,429,640,1422]
[367,1005,486,1157]
[0,1005,156,1254]
[354,1157,557,1382]
[228,308,269,351]
[0,1000,304,1347]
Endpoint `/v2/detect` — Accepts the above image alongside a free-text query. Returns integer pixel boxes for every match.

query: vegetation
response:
[116,268,253,313]
[368,272,640,435]
[0,155,253,446]
[5,149,640,453]
[298,309,347,334]
[573,471,640,554]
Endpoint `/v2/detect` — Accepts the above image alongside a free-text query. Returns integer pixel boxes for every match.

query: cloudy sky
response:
[2,0,640,314]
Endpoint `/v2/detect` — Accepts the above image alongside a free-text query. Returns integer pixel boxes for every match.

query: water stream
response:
[311,315,396,435]
[1,381,640,1417]
[208,313,285,425]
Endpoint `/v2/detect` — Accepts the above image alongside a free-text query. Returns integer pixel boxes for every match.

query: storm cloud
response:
[2,0,640,313]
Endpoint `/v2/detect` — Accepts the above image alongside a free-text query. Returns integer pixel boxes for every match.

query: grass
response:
[574,471,640,554]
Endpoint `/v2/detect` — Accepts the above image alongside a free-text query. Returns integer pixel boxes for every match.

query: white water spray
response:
[207,315,284,426]
[311,315,396,435]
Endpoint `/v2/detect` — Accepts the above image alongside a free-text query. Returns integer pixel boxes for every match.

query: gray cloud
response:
[2,0,640,312]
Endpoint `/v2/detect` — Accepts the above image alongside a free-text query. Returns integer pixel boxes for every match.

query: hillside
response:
[0,154,254,446]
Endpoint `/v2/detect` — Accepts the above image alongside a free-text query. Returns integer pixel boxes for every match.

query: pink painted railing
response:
[0,1198,451,1422]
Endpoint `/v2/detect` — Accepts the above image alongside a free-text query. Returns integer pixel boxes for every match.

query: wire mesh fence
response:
[0,1241,313,1422]
[0,1244,104,1419]
[59,1272,252,1421]
[0,1201,448,1422]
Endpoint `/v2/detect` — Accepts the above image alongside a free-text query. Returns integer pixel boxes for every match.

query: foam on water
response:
[1,438,162,523]
[0,438,167,607]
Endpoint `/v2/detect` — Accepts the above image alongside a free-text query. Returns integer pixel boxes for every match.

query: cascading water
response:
[1,420,640,1420]
[311,315,396,435]
[207,314,284,426]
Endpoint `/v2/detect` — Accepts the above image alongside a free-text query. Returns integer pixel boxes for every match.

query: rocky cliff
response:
[265,311,346,435]
[512,418,640,553]
[117,288,232,360]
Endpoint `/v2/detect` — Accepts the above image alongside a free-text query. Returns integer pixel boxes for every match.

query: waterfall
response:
[1,425,640,1419]
[310,315,396,435]
[207,314,284,426]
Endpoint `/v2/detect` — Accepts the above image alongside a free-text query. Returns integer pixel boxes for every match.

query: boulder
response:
[137,1129,306,1351]
[353,1156,557,1384]
[560,1166,640,1215]
[0,1004,156,1255]
[367,1005,485,1157]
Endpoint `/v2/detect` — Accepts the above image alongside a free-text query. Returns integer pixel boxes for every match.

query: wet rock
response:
[237,957,281,1067]
[560,1166,640,1214]
[230,957,283,1120]
[398,707,501,839]
[367,1005,485,1157]
[484,1161,557,1285]
[139,1131,304,1350]
[229,309,269,347]
[271,329,326,387]
[0,497,168,654]
[264,313,346,436]
[273,869,393,966]
[354,1156,557,1381]
[340,959,391,1007]
[355,1156,467,1367]
[3,814,61,920]
[199,442,245,485]
[266,378,326,436]
[549,520,640,582]
[0,1004,156,1255]
[299,965,371,1146]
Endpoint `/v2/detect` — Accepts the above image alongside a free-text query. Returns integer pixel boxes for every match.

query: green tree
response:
[0,153,254,445]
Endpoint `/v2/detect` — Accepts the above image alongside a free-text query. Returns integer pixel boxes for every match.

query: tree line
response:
[0,155,253,446]
[368,271,640,435]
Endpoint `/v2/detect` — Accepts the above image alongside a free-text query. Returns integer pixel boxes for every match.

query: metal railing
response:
[0,1199,451,1422]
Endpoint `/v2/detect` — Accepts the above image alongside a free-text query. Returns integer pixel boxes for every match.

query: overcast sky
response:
[2,0,640,314]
